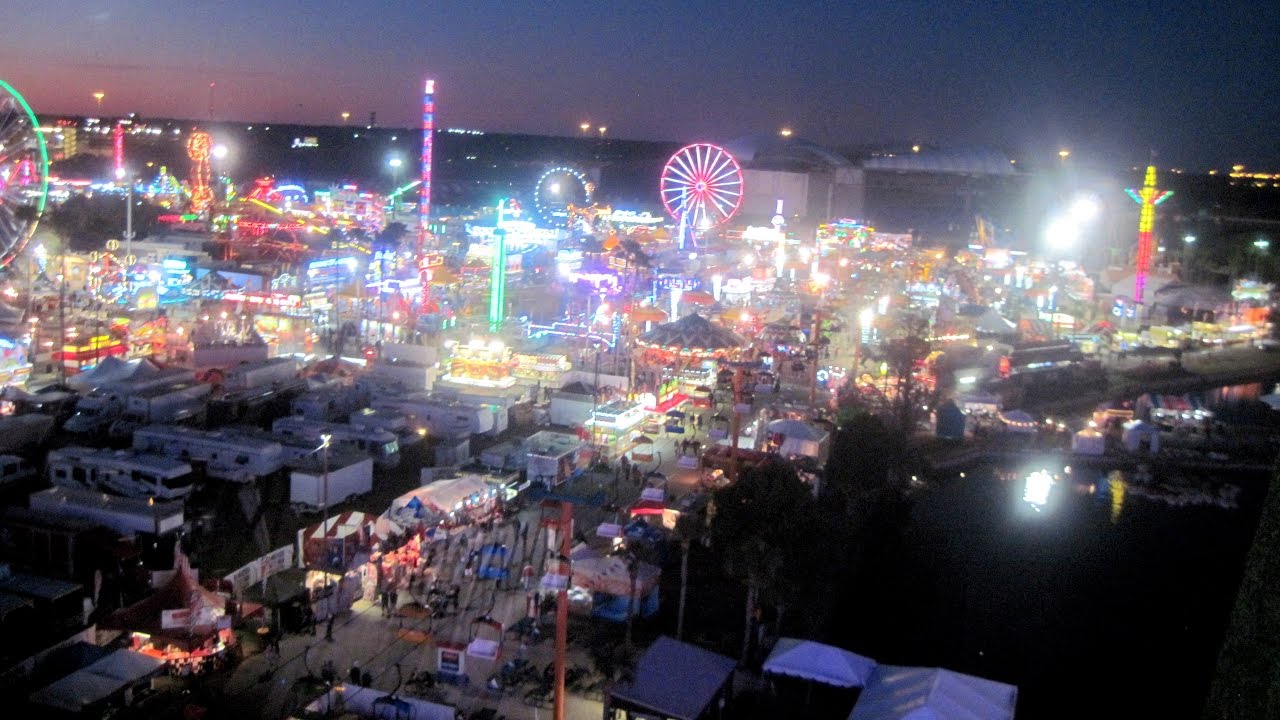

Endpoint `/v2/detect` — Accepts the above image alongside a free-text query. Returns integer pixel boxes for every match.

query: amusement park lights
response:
[1125,165,1173,304]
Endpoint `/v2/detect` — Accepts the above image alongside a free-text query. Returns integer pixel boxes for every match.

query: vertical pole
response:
[728,365,742,481]
[553,500,572,720]
[809,309,820,406]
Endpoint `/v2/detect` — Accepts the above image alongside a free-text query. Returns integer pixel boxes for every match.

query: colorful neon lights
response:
[489,199,508,332]
[419,78,435,247]
[1124,165,1173,304]
[186,129,213,213]
[112,122,124,176]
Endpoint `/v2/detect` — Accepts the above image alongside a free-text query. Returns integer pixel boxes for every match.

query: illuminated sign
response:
[290,137,319,148]
[656,276,701,291]
[610,210,663,225]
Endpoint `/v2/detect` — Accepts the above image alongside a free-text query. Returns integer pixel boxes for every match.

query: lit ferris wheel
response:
[659,143,743,231]
[0,80,49,268]
[533,166,592,227]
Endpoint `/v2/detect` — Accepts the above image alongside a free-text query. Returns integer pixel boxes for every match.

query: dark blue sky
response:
[5,0,1279,170]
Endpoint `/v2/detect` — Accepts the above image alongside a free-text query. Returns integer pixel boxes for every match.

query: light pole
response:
[212,144,229,210]
[1183,235,1196,283]
[92,91,105,114]
[387,156,403,220]
[319,434,332,537]
[1253,239,1270,279]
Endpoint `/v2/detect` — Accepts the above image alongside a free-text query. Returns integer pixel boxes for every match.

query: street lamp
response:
[387,156,403,219]
[579,122,591,135]
[319,434,332,537]
[92,91,105,113]
[1254,239,1270,278]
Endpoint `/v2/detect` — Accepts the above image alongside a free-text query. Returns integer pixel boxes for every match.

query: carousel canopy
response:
[102,556,225,637]
[636,313,747,357]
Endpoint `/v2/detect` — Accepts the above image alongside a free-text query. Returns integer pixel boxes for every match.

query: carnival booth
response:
[524,430,585,486]
[998,409,1038,434]
[582,401,644,461]
[764,419,830,462]
[568,545,661,622]
[390,475,497,531]
[634,313,746,424]
[101,554,234,676]
[297,511,382,608]
[28,648,166,715]
[1072,428,1107,456]
[1136,392,1212,429]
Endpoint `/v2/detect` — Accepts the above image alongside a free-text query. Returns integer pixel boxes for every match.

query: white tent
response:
[29,649,165,713]
[391,476,492,518]
[766,419,829,459]
[572,552,661,598]
[849,665,1017,720]
[1260,394,1280,410]
[763,638,877,688]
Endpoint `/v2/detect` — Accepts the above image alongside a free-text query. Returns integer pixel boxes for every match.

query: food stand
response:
[582,402,645,461]
[442,338,516,388]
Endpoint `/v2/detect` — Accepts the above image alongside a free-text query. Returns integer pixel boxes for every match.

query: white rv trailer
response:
[131,425,286,483]
[370,394,493,439]
[270,416,400,468]
[349,407,425,446]
[47,446,196,501]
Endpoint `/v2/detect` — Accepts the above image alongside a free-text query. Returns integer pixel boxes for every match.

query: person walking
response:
[325,614,336,642]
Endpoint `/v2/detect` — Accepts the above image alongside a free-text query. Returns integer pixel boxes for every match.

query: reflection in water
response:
[1093,468,1238,520]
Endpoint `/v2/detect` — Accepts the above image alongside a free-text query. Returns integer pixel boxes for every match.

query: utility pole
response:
[320,434,332,537]
[540,500,573,720]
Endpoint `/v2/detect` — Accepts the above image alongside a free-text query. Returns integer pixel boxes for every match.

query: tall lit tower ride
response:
[1125,164,1173,305]
[418,79,435,271]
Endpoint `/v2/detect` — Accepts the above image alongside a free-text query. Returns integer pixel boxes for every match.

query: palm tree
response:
[673,511,704,642]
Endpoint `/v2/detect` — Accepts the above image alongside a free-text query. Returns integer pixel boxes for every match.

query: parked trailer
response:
[215,356,300,392]
[131,426,285,483]
[349,407,426,446]
[271,416,400,468]
[29,485,185,536]
[289,455,374,510]
[109,381,212,438]
[0,414,55,454]
[64,368,197,434]
[48,446,196,501]
[291,387,367,422]
[371,394,493,439]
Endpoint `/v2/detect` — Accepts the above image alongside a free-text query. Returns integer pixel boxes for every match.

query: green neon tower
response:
[488,200,508,332]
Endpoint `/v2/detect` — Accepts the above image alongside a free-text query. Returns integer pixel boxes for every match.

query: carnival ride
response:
[1125,165,1173,305]
[659,143,743,248]
[186,128,213,213]
[534,166,592,227]
[0,79,49,268]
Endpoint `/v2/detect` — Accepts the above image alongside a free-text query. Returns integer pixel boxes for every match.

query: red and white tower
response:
[418,79,435,251]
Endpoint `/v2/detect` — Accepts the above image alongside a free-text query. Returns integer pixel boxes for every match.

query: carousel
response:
[634,313,747,416]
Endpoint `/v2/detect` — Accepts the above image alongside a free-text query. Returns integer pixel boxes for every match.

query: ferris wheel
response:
[0,80,49,268]
[533,166,592,227]
[659,143,743,230]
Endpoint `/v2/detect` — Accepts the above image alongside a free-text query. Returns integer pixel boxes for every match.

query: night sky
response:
[5,0,1279,170]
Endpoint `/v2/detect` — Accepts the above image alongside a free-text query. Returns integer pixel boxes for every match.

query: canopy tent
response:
[28,649,165,714]
[65,356,159,392]
[848,665,1017,720]
[298,511,383,571]
[572,550,661,599]
[391,476,493,519]
[765,419,829,459]
[635,313,747,359]
[955,392,1002,414]
[304,683,455,720]
[608,636,737,720]
[763,638,878,688]
[1260,393,1280,411]
[102,556,225,638]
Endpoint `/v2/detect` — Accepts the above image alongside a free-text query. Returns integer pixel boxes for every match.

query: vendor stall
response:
[569,547,660,622]
[583,401,644,461]
[524,430,585,486]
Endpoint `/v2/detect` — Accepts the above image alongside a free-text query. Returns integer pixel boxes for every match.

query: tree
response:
[875,313,935,436]
[673,509,706,642]
[375,221,409,252]
[709,457,822,663]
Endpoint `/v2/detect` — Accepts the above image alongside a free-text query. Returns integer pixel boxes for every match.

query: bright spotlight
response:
[212,144,229,160]
[1044,217,1079,249]
[1069,195,1100,222]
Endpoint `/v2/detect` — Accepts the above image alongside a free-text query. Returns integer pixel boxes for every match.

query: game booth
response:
[387,475,499,532]
[567,545,660,622]
[297,511,387,609]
